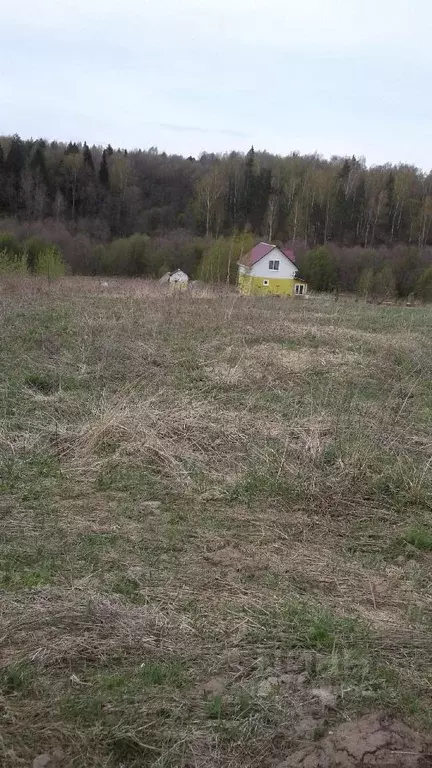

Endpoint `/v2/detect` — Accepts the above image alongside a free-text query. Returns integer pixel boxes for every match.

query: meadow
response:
[1,279,432,767]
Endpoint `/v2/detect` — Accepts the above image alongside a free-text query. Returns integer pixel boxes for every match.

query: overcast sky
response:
[2,0,432,168]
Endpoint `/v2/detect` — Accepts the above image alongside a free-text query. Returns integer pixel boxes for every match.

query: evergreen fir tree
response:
[6,135,26,177]
[99,150,110,187]
[332,159,352,243]
[5,135,26,213]
[65,142,80,155]
[83,142,95,172]
[30,143,50,188]
[242,146,256,223]
[0,143,6,212]
[251,167,272,232]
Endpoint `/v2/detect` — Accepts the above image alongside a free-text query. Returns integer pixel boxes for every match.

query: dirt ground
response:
[278,714,432,767]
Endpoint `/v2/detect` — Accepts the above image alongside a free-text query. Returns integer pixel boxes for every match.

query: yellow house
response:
[238,242,307,297]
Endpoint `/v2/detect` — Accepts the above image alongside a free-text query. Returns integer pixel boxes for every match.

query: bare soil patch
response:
[278,713,432,767]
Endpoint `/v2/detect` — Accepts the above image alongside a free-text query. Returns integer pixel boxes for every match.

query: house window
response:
[295,284,304,295]
[263,279,269,286]
[269,260,279,271]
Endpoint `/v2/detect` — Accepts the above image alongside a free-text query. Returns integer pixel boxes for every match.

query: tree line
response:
[1,133,432,297]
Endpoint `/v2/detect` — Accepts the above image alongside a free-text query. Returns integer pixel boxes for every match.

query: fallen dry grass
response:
[1,279,432,767]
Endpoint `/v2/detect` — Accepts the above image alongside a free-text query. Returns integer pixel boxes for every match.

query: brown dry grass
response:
[1,278,432,767]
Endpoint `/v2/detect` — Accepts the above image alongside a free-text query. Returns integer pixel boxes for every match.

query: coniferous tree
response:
[30,143,50,188]
[0,143,6,213]
[242,146,256,225]
[65,142,80,155]
[83,142,95,172]
[332,159,352,243]
[99,150,110,187]
[5,135,26,213]
[6,135,26,177]
[251,167,272,233]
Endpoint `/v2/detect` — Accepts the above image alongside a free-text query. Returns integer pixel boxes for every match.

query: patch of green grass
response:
[96,462,168,498]
[255,390,294,419]
[249,600,368,653]
[79,532,119,551]
[25,372,58,394]
[205,692,261,723]
[206,693,223,719]
[234,691,260,718]
[111,575,140,599]
[376,466,432,515]
[247,600,430,717]
[0,548,60,589]
[277,339,298,350]
[321,442,339,466]
[96,672,129,692]
[354,379,385,402]
[60,694,105,725]
[138,661,186,687]
[95,437,121,457]
[74,532,121,570]
[108,733,160,763]
[0,662,34,695]
[229,468,301,505]
[96,661,187,695]
[302,331,321,348]
[401,526,432,551]
[0,454,60,494]
[1,565,55,589]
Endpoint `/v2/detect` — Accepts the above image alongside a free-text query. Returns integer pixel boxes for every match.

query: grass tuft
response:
[0,662,34,695]
[401,526,432,551]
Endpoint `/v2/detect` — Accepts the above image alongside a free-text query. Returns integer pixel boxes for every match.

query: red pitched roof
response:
[239,242,296,268]
[279,247,296,265]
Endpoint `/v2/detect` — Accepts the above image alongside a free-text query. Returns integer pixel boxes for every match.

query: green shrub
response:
[357,267,374,298]
[23,236,49,272]
[0,232,21,257]
[303,246,338,292]
[198,232,255,283]
[35,246,66,278]
[0,249,28,275]
[374,264,396,299]
[416,266,432,302]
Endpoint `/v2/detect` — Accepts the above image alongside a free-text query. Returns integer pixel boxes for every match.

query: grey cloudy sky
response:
[2,0,432,168]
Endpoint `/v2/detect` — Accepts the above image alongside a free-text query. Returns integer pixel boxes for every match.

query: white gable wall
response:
[169,270,188,283]
[249,247,297,279]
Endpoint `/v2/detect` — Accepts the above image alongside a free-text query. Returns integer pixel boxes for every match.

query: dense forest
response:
[1,133,432,297]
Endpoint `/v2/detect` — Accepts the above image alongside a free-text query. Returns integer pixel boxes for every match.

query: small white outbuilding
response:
[168,269,189,287]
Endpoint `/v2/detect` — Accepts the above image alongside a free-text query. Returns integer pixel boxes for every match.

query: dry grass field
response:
[1,278,432,767]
